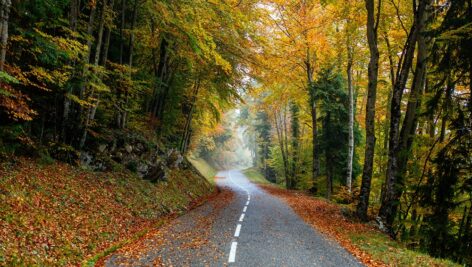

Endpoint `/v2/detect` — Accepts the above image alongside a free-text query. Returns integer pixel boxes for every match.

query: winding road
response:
[106,170,363,266]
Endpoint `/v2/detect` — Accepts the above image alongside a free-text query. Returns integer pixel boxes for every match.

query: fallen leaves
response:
[100,187,234,266]
[0,157,214,266]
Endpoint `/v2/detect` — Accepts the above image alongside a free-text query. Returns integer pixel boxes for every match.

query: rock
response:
[125,144,133,153]
[143,162,168,183]
[137,162,149,178]
[376,216,388,232]
[166,149,183,169]
[80,152,93,166]
[98,144,107,153]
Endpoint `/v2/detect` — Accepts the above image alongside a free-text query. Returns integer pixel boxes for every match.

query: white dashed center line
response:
[227,170,251,264]
[228,241,238,263]
[234,224,242,237]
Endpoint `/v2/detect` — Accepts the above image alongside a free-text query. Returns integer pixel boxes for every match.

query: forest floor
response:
[0,157,214,266]
[257,185,459,267]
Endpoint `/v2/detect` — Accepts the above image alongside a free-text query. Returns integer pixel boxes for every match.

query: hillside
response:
[0,158,213,266]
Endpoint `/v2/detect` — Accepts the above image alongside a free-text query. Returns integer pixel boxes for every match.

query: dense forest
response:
[0,0,471,265]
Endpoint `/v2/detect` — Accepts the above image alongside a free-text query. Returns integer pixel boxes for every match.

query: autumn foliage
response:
[0,158,213,266]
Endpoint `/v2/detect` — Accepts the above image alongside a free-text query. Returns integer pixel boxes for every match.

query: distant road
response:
[106,170,363,266]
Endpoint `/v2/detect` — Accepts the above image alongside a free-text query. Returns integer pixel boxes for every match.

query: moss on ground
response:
[187,156,217,183]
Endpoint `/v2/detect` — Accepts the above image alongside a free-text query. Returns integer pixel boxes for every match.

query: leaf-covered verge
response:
[0,158,214,266]
[260,184,460,267]
[99,187,234,266]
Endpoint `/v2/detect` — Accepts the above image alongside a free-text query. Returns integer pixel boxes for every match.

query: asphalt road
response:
[106,170,363,267]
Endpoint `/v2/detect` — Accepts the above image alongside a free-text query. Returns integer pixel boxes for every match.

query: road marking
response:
[234,224,242,237]
[228,242,238,263]
[227,170,253,264]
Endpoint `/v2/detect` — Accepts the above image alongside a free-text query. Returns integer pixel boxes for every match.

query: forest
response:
[0,0,471,265]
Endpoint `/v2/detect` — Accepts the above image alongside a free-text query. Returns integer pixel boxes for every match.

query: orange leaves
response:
[0,158,214,266]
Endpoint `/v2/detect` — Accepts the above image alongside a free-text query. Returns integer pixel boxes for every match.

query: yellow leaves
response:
[0,84,38,121]
[67,94,94,108]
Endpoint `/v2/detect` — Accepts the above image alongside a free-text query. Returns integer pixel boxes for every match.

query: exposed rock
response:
[79,131,192,183]
[375,216,388,232]
[166,149,183,169]
[143,162,169,183]
[98,144,107,153]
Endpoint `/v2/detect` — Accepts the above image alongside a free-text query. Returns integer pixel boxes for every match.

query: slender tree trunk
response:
[62,0,80,142]
[180,79,200,153]
[290,101,300,190]
[440,81,453,142]
[0,0,11,71]
[101,0,115,65]
[357,0,381,221]
[118,0,138,129]
[283,105,291,188]
[346,34,354,193]
[306,55,319,193]
[325,112,333,200]
[79,0,107,149]
[379,0,429,233]
[274,109,290,188]
[382,33,395,173]
[119,0,126,64]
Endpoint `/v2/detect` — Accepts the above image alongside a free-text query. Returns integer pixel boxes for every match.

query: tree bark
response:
[379,0,429,233]
[101,0,115,66]
[119,0,126,64]
[346,33,354,193]
[62,0,80,142]
[290,101,300,189]
[306,54,319,193]
[357,0,381,221]
[274,109,290,188]
[0,0,11,71]
[180,78,201,153]
[79,0,107,149]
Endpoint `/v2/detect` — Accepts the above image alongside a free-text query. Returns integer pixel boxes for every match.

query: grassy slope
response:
[242,167,271,184]
[0,158,214,266]
[246,168,458,267]
[187,156,217,183]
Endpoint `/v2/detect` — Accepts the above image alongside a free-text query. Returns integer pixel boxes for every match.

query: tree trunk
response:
[379,0,429,233]
[118,0,137,129]
[62,0,80,142]
[180,79,200,153]
[357,0,381,221]
[0,0,11,71]
[101,0,115,66]
[346,34,354,193]
[79,0,107,149]
[119,0,126,64]
[274,109,290,189]
[325,112,333,200]
[290,101,300,190]
[306,55,319,193]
